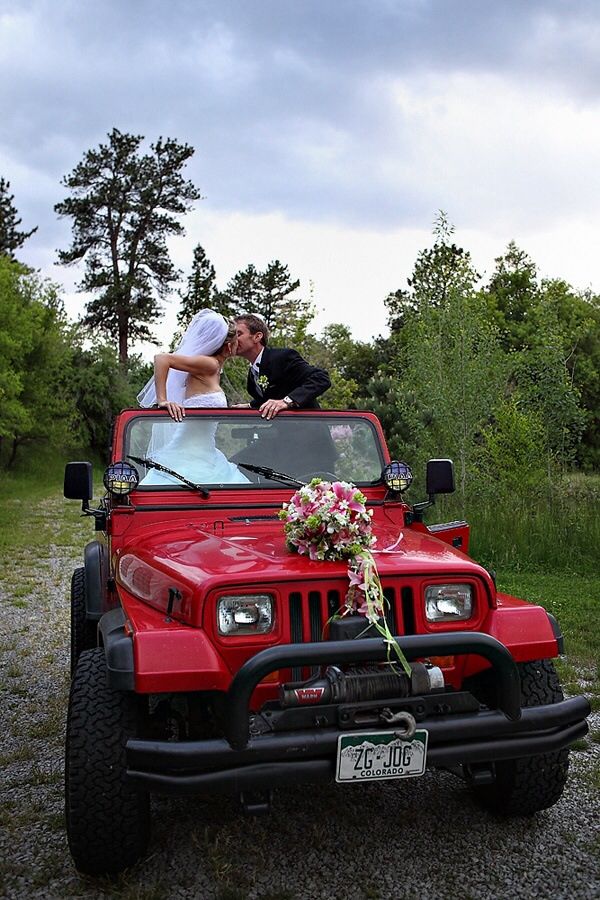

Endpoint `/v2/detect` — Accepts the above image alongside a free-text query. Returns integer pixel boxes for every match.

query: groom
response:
[234,314,331,419]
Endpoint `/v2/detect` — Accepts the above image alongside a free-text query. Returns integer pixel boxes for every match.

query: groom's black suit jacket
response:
[246,347,331,409]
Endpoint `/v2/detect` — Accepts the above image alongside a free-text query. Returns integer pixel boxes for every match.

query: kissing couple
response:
[137,309,331,418]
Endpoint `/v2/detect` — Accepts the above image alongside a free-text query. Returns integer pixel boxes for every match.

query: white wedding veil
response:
[137,308,230,407]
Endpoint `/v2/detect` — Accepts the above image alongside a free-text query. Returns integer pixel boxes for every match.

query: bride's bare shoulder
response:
[157,352,220,375]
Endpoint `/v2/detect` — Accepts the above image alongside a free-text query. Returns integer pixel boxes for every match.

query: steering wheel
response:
[300,470,338,482]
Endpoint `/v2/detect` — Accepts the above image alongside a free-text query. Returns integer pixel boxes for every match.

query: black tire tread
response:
[473,659,569,816]
[65,647,150,875]
[70,567,98,676]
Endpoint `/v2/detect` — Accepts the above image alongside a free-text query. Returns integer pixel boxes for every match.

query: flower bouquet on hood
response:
[279,479,410,675]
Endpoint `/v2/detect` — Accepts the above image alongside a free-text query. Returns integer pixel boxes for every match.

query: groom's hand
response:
[259,398,290,420]
[158,400,185,422]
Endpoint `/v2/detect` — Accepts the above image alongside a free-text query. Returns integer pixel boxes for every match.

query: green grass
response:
[0,445,103,556]
[436,474,600,576]
[470,496,599,576]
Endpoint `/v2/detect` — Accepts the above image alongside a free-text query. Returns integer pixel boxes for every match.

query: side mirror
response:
[64,462,93,501]
[426,459,455,495]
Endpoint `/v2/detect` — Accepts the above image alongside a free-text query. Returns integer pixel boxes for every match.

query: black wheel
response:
[70,567,98,676]
[471,659,569,816]
[65,647,150,875]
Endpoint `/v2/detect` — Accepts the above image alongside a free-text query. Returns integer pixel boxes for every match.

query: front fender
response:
[84,539,112,620]
[476,599,560,668]
[98,607,134,690]
[119,591,231,693]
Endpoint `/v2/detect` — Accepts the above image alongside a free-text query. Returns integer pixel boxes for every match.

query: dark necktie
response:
[252,363,263,395]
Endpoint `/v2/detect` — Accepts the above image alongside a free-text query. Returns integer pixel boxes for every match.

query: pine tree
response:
[55,129,201,365]
[220,259,314,342]
[0,178,37,258]
[177,244,219,328]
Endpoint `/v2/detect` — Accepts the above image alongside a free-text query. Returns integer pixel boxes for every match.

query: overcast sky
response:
[1,0,599,350]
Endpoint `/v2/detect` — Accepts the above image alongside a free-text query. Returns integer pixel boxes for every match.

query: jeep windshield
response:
[124,413,384,489]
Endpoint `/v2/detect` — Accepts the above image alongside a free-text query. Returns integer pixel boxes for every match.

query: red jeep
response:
[64,408,590,875]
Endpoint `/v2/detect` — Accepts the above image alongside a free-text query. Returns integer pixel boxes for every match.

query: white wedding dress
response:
[140,391,250,486]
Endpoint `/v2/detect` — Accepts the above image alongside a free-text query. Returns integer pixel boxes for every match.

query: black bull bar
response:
[126,633,590,795]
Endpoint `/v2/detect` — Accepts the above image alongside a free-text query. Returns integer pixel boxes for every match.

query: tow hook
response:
[240,790,273,816]
[380,708,417,739]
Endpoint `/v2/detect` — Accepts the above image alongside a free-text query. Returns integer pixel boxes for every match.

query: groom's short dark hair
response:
[236,314,269,347]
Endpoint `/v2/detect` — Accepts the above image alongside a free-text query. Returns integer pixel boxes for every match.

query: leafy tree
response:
[381,218,504,502]
[55,128,201,365]
[69,342,147,459]
[0,177,37,258]
[0,257,30,452]
[309,323,389,410]
[533,281,600,470]
[510,283,586,470]
[0,257,74,467]
[177,243,222,328]
[483,241,538,350]
[401,290,506,501]
[319,324,380,385]
[474,397,547,495]
[483,246,596,467]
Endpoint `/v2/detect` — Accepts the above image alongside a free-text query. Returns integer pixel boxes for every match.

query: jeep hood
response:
[115,521,488,625]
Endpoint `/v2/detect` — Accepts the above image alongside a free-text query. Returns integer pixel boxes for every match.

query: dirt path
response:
[0,493,598,899]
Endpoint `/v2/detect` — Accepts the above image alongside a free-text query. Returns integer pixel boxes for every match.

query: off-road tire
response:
[472,659,569,816]
[65,647,150,875]
[70,567,97,676]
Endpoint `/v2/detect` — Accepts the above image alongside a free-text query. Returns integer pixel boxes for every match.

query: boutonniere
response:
[257,374,270,390]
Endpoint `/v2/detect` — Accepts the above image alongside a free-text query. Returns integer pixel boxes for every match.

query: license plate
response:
[336,729,428,782]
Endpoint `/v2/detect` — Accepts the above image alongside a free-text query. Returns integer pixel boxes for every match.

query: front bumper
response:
[125,633,590,795]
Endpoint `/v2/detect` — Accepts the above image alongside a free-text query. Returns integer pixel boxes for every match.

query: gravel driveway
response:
[1,495,598,900]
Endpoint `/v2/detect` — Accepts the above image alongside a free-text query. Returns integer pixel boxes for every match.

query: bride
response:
[136,309,249,486]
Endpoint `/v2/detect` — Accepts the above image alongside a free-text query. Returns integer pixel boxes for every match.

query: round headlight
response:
[383,461,413,493]
[103,461,139,496]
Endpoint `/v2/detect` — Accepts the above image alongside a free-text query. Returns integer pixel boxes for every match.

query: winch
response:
[280,662,445,707]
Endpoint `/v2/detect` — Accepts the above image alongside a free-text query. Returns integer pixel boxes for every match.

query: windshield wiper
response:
[127,455,210,498]
[238,462,305,488]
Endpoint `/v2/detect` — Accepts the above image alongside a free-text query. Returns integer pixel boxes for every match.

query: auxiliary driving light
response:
[425,583,473,622]
[383,461,413,493]
[103,461,139,496]
[217,594,274,636]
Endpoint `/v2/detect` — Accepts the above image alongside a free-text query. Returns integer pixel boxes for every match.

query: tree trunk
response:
[7,437,21,469]
[118,310,129,367]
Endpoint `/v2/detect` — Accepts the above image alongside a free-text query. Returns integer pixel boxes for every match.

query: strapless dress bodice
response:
[184,391,227,409]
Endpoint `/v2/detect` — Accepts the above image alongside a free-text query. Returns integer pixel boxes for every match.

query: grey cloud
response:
[1,0,599,264]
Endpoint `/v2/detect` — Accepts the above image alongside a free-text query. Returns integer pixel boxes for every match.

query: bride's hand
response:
[158,400,185,422]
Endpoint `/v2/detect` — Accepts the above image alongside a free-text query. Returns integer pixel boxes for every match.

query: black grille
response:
[382,586,397,634]
[289,592,303,679]
[286,583,415,679]
[328,589,342,618]
[401,586,416,634]
[308,592,323,641]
